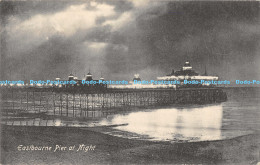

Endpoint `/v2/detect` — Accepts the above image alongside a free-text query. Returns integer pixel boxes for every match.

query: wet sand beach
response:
[1,125,259,164]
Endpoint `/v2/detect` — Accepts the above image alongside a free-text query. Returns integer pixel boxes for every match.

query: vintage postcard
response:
[0,0,259,164]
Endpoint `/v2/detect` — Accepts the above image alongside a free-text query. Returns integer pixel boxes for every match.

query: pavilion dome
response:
[87,72,92,76]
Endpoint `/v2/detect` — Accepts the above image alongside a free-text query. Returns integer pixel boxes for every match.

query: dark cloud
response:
[1,1,259,83]
[118,1,260,80]
[0,1,76,19]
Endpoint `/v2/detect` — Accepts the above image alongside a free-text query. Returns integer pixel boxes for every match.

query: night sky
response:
[1,0,259,82]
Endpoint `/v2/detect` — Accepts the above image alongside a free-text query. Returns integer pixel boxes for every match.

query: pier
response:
[1,88,227,119]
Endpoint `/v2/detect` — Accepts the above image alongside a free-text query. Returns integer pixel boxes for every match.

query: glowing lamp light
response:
[17,84,22,87]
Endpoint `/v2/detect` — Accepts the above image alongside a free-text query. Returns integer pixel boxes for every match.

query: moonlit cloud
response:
[103,0,168,32]
[104,12,133,31]
[131,0,156,8]
[88,42,108,49]
[1,1,259,82]
[6,3,116,55]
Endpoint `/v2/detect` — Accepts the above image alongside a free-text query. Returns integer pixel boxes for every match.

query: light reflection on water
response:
[99,105,224,141]
[96,88,260,142]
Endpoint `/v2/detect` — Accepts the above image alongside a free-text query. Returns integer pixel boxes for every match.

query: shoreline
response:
[1,125,259,164]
